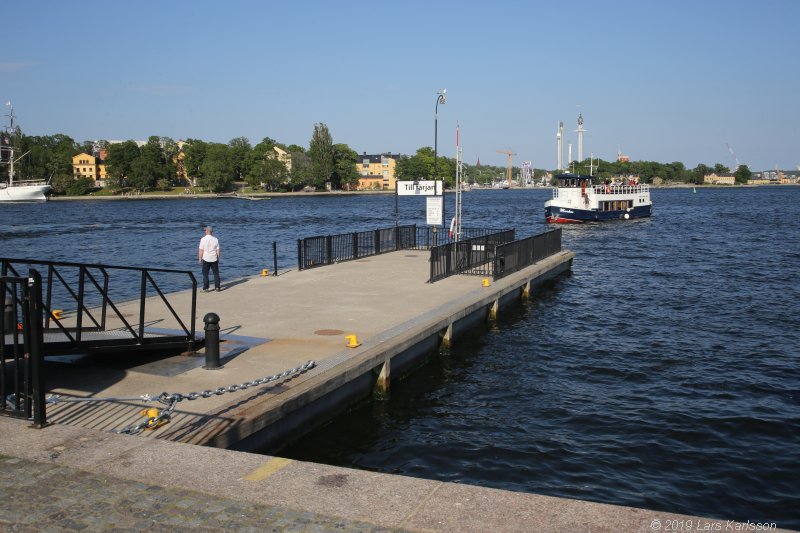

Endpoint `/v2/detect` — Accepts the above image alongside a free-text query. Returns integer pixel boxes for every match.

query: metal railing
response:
[429,229,516,283]
[1,269,46,427]
[1,258,198,354]
[298,225,417,270]
[493,229,562,281]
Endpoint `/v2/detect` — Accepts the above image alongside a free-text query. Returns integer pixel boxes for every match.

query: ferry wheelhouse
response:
[544,173,652,223]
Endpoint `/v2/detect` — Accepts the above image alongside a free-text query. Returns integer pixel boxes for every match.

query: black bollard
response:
[203,312,223,370]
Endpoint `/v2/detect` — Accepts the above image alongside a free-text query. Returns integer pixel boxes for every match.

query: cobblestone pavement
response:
[0,455,409,533]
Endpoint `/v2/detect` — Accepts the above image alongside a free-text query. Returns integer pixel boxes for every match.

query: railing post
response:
[273,241,278,276]
[374,229,379,255]
[326,235,333,265]
[138,270,147,342]
[203,312,222,370]
[395,226,400,251]
[353,232,359,259]
[27,269,46,427]
[101,267,109,330]
[297,239,303,270]
[76,266,85,343]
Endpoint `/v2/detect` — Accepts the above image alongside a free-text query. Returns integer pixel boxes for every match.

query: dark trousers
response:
[201,260,220,290]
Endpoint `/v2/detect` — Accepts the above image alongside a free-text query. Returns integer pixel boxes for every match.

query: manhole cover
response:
[314,329,344,336]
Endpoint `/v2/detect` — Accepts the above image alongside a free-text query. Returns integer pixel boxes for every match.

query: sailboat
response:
[1,102,51,202]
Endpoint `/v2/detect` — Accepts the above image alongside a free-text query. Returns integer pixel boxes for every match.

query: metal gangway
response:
[2,258,199,357]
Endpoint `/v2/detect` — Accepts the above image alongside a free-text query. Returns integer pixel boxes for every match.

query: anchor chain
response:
[116,360,316,435]
[43,360,316,435]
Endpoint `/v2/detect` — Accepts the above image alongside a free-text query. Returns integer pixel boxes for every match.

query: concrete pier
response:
[3,249,793,531]
[41,250,575,452]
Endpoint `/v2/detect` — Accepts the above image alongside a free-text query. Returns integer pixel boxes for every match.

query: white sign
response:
[426,197,443,225]
[397,180,442,196]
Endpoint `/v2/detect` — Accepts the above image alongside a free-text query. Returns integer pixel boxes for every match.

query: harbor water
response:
[2,187,798,528]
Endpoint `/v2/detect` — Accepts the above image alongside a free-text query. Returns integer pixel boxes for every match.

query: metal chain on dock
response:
[46,360,316,436]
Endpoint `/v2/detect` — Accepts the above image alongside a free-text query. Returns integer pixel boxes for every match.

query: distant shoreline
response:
[46,182,798,201]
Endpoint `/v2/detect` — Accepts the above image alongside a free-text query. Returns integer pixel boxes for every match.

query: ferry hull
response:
[545,204,651,223]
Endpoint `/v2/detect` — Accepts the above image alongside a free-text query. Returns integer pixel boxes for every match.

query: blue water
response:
[2,188,799,528]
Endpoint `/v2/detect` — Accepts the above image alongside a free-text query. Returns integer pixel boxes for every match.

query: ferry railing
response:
[1,258,197,354]
[429,229,516,283]
[493,229,562,281]
[592,184,650,195]
[297,225,417,270]
[1,269,46,427]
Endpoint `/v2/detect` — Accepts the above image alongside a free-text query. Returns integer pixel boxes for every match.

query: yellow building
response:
[703,173,735,185]
[72,152,106,185]
[357,153,399,190]
[273,146,292,173]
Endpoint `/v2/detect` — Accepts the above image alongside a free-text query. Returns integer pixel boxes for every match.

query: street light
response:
[434,89,446,229]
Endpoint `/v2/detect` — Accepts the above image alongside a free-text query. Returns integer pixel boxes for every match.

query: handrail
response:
[1,258,197,352]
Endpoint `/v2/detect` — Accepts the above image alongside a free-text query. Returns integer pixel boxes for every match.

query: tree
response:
[308,123,334,187]
[332,143,359,190]
[228,136,252,183]
[182,139,209,186]
[734,165,752,184]
[713,163,730,175]
[199,143,235,192]
[395,147,435,182]
[245,138,288,191]
[66,176,95,196]
[105,140,141,191]
[127,136,166,191]
[691,163,712,184]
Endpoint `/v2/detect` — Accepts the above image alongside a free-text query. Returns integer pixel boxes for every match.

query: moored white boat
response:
[544,173,652,223]
[1,102,51,202]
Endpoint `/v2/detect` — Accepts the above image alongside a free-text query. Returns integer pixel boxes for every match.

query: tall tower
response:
[568,142,573,168]
[556,121,564,170]
[575,113,586,162]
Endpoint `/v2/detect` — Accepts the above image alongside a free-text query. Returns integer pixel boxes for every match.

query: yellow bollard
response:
[51,309,64,320]
[482,278,490,287]
[261,269,269,277]
[345,334,361,348]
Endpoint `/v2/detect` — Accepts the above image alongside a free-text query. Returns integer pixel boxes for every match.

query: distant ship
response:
[1,103,51,202]
[544,173,652,223]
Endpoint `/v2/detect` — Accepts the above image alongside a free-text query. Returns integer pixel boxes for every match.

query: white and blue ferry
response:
[545,173,652,223]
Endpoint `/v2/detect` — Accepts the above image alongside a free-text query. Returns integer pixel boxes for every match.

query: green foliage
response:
[734,165,752,183]
[105,140,141,190]
[332,143,359,189]
[183,139,208,185]
[245,138,288,191]
[199,143,235,192]
[228,136,252,182]
[66,176,95,196]
[308,123,334,187]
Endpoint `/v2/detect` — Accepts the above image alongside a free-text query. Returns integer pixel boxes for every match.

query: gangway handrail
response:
[1,258,197,353]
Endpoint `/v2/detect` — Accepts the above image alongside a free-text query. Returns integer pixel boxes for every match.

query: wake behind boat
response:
[1,102,51,202]
[545,173,651,223]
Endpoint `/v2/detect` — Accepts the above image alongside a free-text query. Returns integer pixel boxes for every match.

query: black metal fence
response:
[493,229,563,281]
[429,229,517,283]
[1,269,46,426]
[1,258,198,355]
[411,226,510,250]
[298,225,418,270]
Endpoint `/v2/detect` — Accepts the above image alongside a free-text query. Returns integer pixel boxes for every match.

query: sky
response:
[3,0,798,172]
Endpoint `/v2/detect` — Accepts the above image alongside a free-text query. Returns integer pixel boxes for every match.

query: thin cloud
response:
[127,84,191,96]
[0,62,36,72]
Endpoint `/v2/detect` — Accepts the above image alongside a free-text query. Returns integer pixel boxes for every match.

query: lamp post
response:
[434,89,446,230]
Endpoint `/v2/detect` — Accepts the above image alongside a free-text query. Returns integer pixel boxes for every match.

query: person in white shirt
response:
[198,226,221,292]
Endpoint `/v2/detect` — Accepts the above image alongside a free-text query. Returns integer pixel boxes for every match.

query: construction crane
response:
[726,143,741,170]
[496,148,517,186]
